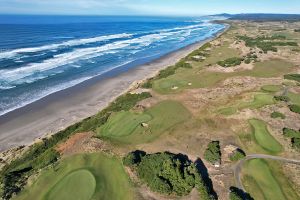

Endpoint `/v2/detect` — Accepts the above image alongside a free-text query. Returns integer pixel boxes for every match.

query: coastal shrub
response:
[295,29,300,32]
[125,151,215,199]
[237,35,298,53]
[274,95,290,102]
[283,128,300,138]
[175,60,192,69]
[217,57,243,67]
[230,149,246,161]
[204,141,221,164]
[271,111,286,119]
[284,74,300,83]
[292,138,300,149]
[141,80,153,88]
[289,104,300,114]
[229,187,254,200]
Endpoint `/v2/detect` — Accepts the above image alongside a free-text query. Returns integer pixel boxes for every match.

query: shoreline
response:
[0,24,229,152]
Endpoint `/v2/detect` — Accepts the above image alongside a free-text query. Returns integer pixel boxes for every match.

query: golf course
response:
[14,153,134,200]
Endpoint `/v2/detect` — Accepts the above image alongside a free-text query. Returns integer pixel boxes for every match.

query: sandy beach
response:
[0,26,228,152]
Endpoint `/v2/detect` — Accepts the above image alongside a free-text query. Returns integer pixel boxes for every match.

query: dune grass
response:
[14,153,134,200]
[97,100,191,144]
[242,159,299,200]
[248,119,283,154]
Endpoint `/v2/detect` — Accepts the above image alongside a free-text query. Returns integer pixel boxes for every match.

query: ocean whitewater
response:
[0,15,225,116]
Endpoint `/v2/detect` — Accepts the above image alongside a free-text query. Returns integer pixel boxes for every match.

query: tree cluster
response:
[204,141,221,164]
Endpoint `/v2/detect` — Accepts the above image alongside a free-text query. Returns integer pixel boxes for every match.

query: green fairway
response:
[249,119,283,153]
[243,159,299,200]
[287,92,300,106]
[152,59,293,94]
[261,85,282,93]
[218,93,275,115]
[14,153,134,200]
[97,100,191,144]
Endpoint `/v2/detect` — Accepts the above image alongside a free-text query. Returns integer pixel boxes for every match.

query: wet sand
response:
[0,27,228,152]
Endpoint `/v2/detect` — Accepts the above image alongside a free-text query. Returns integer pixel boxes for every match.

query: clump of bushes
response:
[237,35,298,53]
[124,151,216,199]
[283,128,300,138]
[204,141,221,164]
[274,95,290,102]
[289,104,300,114]
[271,111,286,119]
[282,128,300,150]
[284,74,300,83]
[217,57,243,67]
[230,149,246,161]
[229,186,254,200]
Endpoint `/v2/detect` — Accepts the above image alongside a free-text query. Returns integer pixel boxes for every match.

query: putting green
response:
[243,159,299,200]
[249,119,282,153]
[99,111,152,137]
[46,169,96,200]
[97,100,191,144]
[14,153,134,200]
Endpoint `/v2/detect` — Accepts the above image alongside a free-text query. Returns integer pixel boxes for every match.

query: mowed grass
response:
[98,111,152,137]
[153,59,293,94]
[242,159,299,200]
[97,100,191,144]
[14,153,134,200]
[249,119,283,154]
[287,92,300,106]
[218,93,275,115]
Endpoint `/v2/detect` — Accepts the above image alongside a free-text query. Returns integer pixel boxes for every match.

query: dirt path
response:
[233,154,300,191]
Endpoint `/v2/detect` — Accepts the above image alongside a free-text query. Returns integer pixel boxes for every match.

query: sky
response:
[0,0,300,16]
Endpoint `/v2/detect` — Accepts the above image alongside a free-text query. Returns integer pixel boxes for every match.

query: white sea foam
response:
[0,33,132,59]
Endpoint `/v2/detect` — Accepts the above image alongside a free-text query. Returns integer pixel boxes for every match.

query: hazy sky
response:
[0,0,300,16]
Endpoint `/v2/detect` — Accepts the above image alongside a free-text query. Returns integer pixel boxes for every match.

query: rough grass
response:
[249,119,283,154]
[97,100,191,144]
[14,153,134,200]
[242,159,299,200]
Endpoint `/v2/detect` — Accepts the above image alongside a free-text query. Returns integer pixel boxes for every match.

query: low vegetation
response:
[238,35,298,53]
[283,128,300,150]
[217,57,243,67]
[229,186,253,200]
[204,141,221,164]
[124,151,215,199]
[230,149,246,161]
[289,104,300,114]
[284,74,300,83]
[274,95,290,102]
[271,111,286,119]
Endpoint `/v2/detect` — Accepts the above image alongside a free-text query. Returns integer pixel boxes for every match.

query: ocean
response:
[0,15,225,116]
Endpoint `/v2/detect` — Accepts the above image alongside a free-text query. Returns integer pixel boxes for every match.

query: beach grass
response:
[248,119,283,154]
[97,100,191,144]
[242,159,299,200]
[14,153,134,200]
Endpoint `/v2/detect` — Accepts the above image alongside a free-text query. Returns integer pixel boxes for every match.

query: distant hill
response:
[229,13,300,21]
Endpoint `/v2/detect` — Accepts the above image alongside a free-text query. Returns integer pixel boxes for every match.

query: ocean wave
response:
[0,33,132,59]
